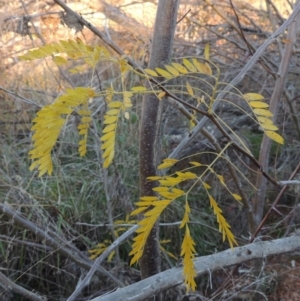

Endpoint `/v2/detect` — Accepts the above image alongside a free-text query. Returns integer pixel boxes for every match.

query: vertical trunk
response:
[252,16,297,231]
[139,0,180,280]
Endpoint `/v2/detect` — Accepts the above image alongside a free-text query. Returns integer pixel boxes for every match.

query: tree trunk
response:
[139,0,180,281]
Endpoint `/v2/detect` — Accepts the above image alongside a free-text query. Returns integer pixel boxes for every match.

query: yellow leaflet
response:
[52,56,68,66]
[253,109,273,117]
[203,62,212,75]
[172,62,188,74]
[157,158,179,169]
[165,64,180,76]
[106,109,120,115]
[186,81,194,97]
[79,129,88,135]
[140,196,158,202]
[232,194,242,202]
[249,101,269,108]
[176,171,197,179]
[131,86,147,92]
[78,109,92,115]
[265,131,284,144]
[153,187,169,192]
[189,161,201,167]
[183,58,197,72]
[130,207,148,216]
[78,124,89,130]
[124,112,130,120]
[243,93,264,101]
[261,124,278,131]
[103,143,114,158]
[192,58,206,74]
[159,177,182,186]
[102,124,116,133]
[103,149,114,168]
[108,101,122,108]
[203,182,211,189]
[204,43,210,60]
[144,68,158,76]
[147,176,162,181]
[257,116,273,124]
[217,174,225,185]
[101,137,114,150]
[135,201,154,206]
[103,116,118,124]
[81,116,92,123]
[158,91,166,100]
[158,190,184,199]
[155,68,172,78]
[100,131,115,141]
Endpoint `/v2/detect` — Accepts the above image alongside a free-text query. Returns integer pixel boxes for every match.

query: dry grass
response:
[1,0,300,300]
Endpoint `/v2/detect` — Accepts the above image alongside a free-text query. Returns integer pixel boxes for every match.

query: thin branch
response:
[0,271,47,301]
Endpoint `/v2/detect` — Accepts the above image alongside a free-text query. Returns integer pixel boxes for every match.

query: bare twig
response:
[0,271,47,301]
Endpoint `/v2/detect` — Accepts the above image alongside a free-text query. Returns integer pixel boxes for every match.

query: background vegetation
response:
[1,0,300,300]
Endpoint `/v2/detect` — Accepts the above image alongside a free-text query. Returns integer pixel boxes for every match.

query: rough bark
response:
[139,0,180,280]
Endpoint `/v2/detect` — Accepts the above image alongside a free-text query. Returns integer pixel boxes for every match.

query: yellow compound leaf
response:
[243,93,264,101]
[180,225,197,292]
[249,101,269,108]
[253,109,273,117]
[144,68,158,77]
[155,68,172,78]
[165,64,180,76]
[265,131,284,144]
[180,201,191,228]
[171,62,188,74]
[186,81,194,97]
[183,58,197,72]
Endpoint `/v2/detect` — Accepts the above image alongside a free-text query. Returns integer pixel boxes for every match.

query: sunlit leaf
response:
[249,101,269,108]
[186,81,194,97]
[253,109,273,117]
[144,68,158,76]
[243,93,264,101]
[183,58,197,72]
[172,62,188,74]
[155,68,172,78]
[265,131,284,144]
[165,64,180,76]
